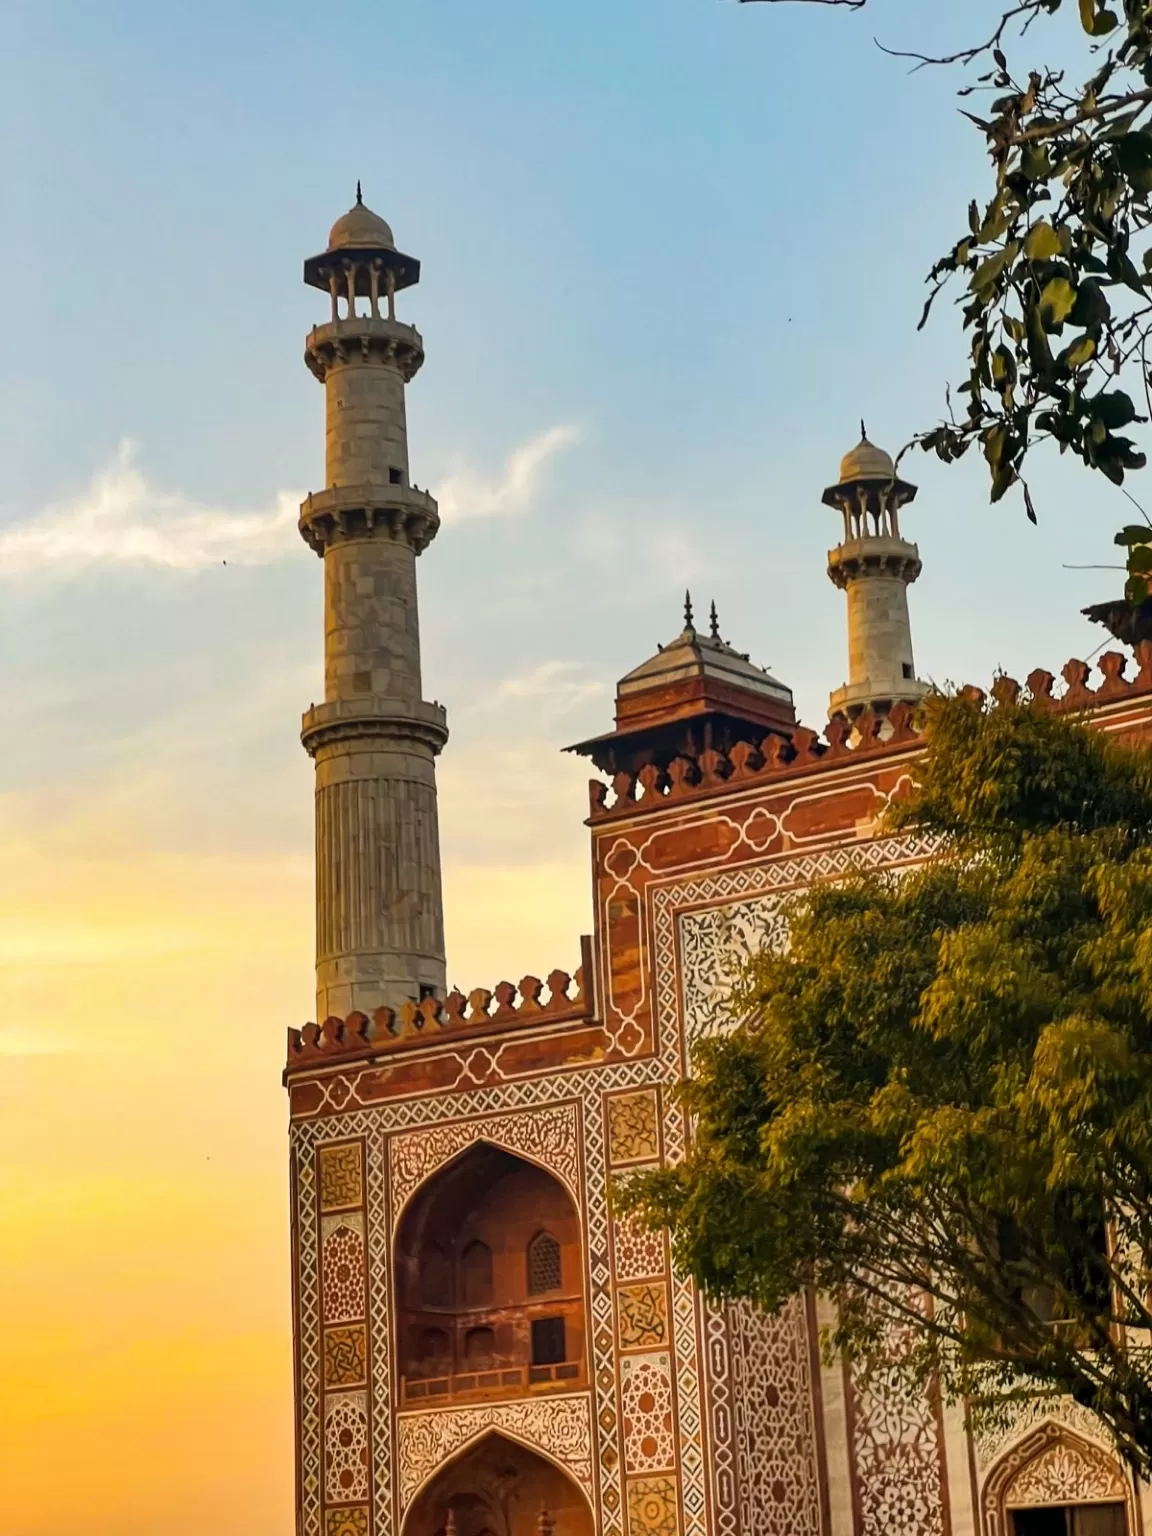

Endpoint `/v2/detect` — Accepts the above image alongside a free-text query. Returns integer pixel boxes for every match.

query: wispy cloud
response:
[0,425,584,575]
[463,660,606,724]
[0,441,301,576]
[436,424,582,523]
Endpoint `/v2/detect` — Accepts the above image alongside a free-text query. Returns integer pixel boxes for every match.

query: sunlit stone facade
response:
[285,198,1152,1536]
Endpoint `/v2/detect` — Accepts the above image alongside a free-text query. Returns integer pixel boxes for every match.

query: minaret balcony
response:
[830,675,929,721]
[299,484,440,555]
[304,315,424,383]
[300,696,449,757]
[826,534,921,589]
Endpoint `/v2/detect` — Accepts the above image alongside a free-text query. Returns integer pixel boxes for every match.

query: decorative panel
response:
[319,1142,364,1212]
[729,1297,823,1536]
[326,1509,370,1536]
[613,1215,666,1285]
[627,1476,681,1536]
[607,1089,661,1165]
[321,1216,367,1326]
[621,1352,676,1474]
[617,1283,669,1350]
[394,1394,595,1512]
[324,1325,368,1390]
[324,1391,371,1505]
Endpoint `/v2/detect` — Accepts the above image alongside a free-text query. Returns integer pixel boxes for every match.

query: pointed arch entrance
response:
[402,1431,593,1536]
[982,1421,1134,1536]
[394,1143,586,1404]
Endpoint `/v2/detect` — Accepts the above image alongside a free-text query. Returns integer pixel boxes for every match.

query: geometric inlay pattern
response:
[325,1510,370,1536]
[620,1353,676,1474]
[617,1283,669,1349]
[679,900,790,1044]
[321,1218,366,1325]
[291,830,946,1536]
[324,1325,368,1390]
[389,1102,581,1223]
[848,1304,948,1536]
[395,1393,595,1512]
[627,1476,680,1536]
[319,1142,364,1212]
[607,1090,661,1165]
[324,1391,370,1505]
[728,1298,822,1536]
[614,1215,666,1285]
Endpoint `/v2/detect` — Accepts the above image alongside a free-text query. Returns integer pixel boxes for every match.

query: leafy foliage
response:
[620,692,1152,1471]
[744,0,1152,603]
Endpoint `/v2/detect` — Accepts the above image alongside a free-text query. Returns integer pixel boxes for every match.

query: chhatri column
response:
[821,426,929,721]
[299,189,448,1019]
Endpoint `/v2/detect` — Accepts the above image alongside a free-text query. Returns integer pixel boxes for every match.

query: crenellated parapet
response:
[286,941,596,1072]
[589,646,1152,821]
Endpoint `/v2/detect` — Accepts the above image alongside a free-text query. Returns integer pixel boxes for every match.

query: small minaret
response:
[299,191,448,1019]
[822,427,928,720]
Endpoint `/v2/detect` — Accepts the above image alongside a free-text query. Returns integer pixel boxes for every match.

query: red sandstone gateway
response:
[285,197,1142,1536]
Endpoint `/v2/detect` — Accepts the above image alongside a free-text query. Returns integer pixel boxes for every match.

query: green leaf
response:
[1127,544,1152,573]
[1113,526,1152,547]
[1025,221,1063,261]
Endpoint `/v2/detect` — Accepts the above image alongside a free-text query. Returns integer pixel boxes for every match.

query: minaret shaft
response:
[300,202,447,1021]
[843,566,916,691]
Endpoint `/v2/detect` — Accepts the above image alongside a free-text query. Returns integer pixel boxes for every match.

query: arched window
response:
[461,1239,494,1307]
[420,1242,453,1307]
[419,1327,450,1373]
[527,1231,562,1295]
[465,1326,496,1366]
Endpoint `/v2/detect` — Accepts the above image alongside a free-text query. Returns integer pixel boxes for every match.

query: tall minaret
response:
[822,427,928,721]
[299,191,447,1020]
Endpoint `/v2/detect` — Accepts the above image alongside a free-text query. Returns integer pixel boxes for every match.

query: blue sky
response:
[0,5,1138,1529]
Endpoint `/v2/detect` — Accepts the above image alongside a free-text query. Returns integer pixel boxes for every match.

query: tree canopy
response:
[620,691,1152,1472]
[743,0,1152,615]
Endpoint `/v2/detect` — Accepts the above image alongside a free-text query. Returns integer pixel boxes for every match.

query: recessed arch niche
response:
[982,1420,1133,1536]
[402,1431,593,1536]
[394,1143,585,1404]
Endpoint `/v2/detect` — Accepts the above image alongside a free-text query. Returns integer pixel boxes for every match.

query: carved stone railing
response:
[588,646,1152,822]
[286,938,595,1070]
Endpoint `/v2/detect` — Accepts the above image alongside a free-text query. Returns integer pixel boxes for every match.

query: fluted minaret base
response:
[305,698,448,1019]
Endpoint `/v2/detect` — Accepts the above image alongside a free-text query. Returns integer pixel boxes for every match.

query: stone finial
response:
[355,179,363,205]
[683,590,694,632]
[709,600,720,641]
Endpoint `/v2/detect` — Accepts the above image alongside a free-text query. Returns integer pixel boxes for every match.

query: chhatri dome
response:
[327,183,395,253]
[838,429,894,483]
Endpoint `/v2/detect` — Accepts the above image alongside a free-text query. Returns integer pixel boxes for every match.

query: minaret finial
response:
[709,599,720,640]
[860,418,868,441]
[684,590,694,631]
[356,179,363,205]
[538,1505,555,1536]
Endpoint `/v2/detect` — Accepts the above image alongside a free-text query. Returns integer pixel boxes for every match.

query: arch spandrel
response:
[395,1406,596,1522]
[981,1419,1133,1536]
[388,1104,581,1228]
